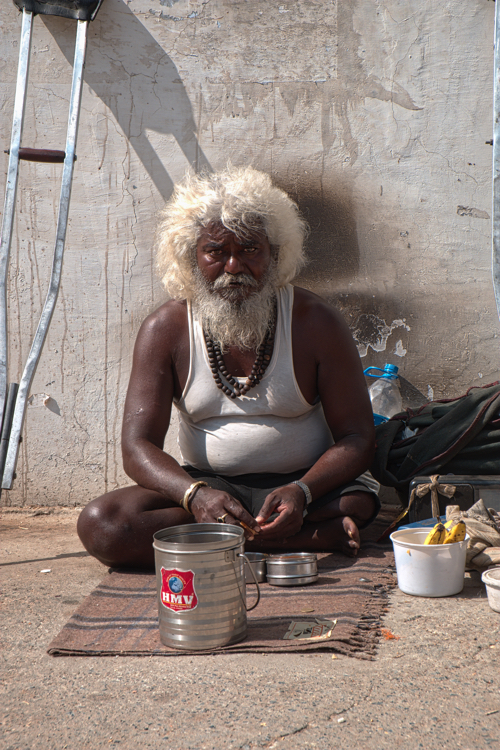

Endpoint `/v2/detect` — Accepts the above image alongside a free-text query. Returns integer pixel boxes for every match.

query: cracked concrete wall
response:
[0,0,497,506]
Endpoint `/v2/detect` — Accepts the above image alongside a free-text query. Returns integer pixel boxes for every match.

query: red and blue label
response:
[160,568,198,612]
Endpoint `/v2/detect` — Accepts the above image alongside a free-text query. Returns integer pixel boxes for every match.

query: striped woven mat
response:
[47,506,397,660]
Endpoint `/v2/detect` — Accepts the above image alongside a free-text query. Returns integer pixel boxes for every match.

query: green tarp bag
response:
[370,382,500,502]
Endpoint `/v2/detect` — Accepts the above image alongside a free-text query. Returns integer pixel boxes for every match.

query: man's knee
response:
[306,489,379,527]
[77,487,195,568]
[77,494,128,566]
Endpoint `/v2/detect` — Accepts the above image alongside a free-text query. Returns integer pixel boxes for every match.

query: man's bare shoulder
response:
[290,285,364,406]
[291,285,349,336]
[139,299,187,334]
[134,300,188,360]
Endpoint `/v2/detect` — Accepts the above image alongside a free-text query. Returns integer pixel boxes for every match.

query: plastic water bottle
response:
[364,364,403,424]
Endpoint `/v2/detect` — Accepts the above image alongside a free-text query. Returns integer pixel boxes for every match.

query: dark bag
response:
[370,382,500,502]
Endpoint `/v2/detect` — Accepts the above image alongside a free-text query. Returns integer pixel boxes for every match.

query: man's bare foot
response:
[245,514,360,555]
[330,515,360,556]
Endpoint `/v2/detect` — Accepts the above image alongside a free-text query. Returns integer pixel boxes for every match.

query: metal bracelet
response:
[181,481,207,513]
[291,480,313,506]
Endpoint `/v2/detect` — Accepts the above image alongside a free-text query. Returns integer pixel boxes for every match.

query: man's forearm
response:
[122,439,260,535]
[296,435,375,501]
[122,438,194,504]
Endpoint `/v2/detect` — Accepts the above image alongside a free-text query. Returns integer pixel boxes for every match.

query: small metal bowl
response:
[266,553,318,587]
[244,552,267,584]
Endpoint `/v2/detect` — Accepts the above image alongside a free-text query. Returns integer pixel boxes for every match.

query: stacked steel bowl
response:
[245,552,318,586]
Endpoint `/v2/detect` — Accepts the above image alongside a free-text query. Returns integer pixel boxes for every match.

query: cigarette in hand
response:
[240,520,260,536]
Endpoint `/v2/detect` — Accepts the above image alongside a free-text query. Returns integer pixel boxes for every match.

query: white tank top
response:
[174,284,334,475]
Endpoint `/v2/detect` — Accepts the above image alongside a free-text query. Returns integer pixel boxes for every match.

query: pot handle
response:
[238,553,261,611]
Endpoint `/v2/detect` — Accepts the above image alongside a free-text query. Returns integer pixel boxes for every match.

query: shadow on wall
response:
[275,182,415,366]
[277,180,360,283]
[272,2,422,287]
[42,0,211,199]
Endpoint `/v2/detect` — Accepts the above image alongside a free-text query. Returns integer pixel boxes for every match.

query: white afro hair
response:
[155,166,308,299]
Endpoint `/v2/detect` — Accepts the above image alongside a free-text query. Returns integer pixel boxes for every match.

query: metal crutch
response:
[0,0,104,494]
[493,0,500,324]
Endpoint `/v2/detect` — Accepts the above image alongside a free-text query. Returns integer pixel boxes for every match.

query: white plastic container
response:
[481,568,500,612]
[390,528,468,597]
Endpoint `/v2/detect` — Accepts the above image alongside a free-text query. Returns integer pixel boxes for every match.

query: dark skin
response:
[77,223,376,569]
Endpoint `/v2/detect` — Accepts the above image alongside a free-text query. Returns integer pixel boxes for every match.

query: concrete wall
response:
[0,0,497,506]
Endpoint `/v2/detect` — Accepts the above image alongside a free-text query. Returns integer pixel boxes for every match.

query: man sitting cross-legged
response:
[77,166,380,569]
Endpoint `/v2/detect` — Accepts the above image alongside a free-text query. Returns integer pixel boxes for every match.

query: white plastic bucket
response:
[481,568,500,612]
[390,528,468,597]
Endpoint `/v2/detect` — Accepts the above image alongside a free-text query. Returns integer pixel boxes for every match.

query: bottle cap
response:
[383,364,399,377]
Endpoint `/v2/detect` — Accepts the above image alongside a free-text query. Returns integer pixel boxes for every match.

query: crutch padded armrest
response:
[12,0,104,22]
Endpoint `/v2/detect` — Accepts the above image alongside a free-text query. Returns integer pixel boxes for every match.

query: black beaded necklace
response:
[204,304,277,399]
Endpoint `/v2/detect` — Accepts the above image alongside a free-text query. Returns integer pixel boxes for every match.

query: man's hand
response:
[255,483,306,540]
[190,487,261,539]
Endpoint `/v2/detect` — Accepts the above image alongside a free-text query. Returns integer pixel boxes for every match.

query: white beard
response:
[192,267,277,351]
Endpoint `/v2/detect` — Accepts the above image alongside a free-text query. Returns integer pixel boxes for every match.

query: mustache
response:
[212,273,260,290]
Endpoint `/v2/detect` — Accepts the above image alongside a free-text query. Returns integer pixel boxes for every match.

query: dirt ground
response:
[1,506,500,750]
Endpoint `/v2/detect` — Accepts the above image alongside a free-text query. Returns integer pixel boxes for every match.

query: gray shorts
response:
[183,466,380,529]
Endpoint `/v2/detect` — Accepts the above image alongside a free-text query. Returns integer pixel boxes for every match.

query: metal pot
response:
[266,552,318,587]
[153,524,260,650]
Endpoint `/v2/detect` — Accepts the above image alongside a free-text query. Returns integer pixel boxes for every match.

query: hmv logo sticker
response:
[160,568,198,612]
